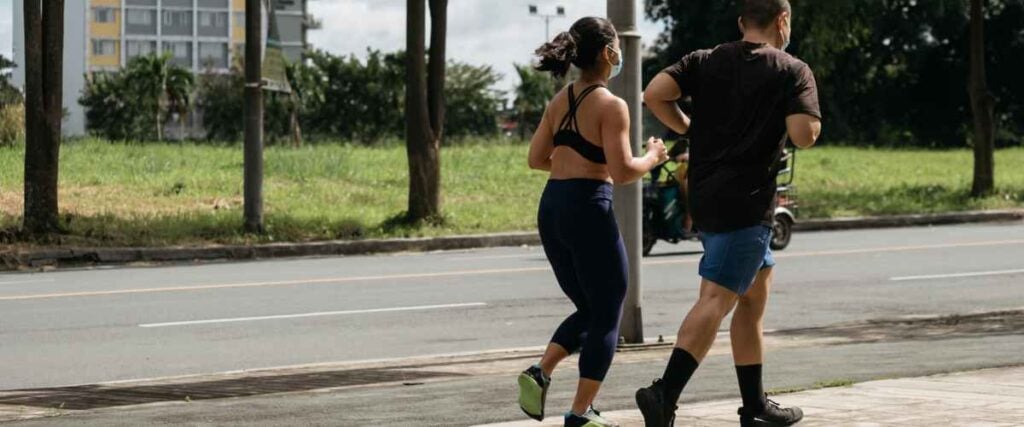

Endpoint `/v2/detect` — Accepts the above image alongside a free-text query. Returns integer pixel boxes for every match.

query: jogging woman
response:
[517,16,669,427]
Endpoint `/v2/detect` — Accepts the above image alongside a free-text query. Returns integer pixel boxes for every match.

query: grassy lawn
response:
[1,139,1022,247]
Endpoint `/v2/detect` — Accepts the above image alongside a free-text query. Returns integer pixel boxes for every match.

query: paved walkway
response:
[480,366,1024,426]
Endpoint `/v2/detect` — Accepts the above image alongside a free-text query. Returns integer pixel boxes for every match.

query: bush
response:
[0,103,24,147]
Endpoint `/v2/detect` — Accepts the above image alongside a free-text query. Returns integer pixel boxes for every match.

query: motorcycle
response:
[642,145,799,256]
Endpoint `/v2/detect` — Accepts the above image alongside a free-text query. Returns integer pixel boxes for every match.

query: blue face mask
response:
[607,45,623,79]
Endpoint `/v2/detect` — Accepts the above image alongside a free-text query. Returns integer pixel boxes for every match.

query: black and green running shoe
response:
[564,407,620,427]
[517,365,550,421]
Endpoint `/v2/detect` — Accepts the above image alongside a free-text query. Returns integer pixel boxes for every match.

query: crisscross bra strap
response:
[558,84,605,132]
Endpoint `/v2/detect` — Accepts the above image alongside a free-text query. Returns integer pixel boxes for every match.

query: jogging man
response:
[635,0,821,426]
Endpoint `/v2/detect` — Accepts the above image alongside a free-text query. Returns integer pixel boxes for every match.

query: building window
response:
[92,39,117,56]
[197,0,229,9]
[163,41,193,68]
[163,0,194,8]
[199,42,228,69]
[126,40,158,60]
[126,9,154,25]
[234,12,245,28]
[198,11,229,37]
[93,8,115,23]
[162,10,193,36]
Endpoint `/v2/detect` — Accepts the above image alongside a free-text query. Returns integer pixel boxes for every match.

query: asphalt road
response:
[1,222,1023,393]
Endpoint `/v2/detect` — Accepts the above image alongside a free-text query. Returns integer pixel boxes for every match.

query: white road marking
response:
[891,269,1024,282]
[0,278,54,286]
[446,253,533,261]
[138,302,487,328]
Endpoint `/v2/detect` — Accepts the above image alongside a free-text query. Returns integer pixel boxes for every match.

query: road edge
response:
[2,209,1022,271]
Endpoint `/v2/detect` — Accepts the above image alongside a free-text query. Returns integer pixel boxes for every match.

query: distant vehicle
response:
[642,143,799,256]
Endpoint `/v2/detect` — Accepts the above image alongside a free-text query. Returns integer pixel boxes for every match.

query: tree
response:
[644,0,1024,147]
[405,0,447,222]
[0,55,22,107]
[79,54,193,141]
[969,0,996,196]
[22,0,64,234]
[513,64,557,139]
[0,55,24,147]
[444,62,503,138]
[127,54,194,141]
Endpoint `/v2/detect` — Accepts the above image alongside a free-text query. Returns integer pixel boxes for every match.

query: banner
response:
[261,0,292,93]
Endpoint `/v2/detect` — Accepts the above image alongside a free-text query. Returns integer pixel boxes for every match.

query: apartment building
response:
[12,0,312,136]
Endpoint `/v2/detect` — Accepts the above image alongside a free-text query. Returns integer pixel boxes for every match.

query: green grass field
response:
[1,139,1022,247]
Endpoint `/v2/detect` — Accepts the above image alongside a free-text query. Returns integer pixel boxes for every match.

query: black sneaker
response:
[634,379,677,427]
[564,407,619,427]
[738,397,803,426]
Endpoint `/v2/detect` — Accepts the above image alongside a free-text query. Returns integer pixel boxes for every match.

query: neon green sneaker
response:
[564,407,620,427]
[517,365,550,421]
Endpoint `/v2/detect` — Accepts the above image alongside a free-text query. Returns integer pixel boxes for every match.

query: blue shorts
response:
[698,224,776,296]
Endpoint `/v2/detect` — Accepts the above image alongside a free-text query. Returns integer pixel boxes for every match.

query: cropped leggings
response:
[538,179,628,382]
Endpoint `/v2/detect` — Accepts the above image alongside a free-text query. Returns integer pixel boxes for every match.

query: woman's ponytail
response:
[534,31,578,78]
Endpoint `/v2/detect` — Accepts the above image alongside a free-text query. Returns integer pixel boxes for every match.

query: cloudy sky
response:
[0,0,667,92]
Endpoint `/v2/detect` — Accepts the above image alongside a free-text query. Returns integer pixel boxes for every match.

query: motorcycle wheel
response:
[770,214,793,250]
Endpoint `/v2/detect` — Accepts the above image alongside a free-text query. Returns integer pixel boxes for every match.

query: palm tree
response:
[125,53,194,141]
[513,64,556,139]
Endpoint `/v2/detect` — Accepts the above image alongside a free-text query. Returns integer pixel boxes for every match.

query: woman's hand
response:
[646,137,669,165]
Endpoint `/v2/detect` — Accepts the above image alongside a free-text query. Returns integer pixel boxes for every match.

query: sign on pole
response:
[261,0,291,93]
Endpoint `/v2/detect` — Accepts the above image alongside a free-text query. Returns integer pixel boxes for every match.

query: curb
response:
[793,209,1024,232]
[1,209,1021,271]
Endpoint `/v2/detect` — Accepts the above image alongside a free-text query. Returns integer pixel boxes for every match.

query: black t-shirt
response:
[663,41,820,233]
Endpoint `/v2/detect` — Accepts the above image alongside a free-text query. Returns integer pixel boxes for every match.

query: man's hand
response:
[644,73,691,135]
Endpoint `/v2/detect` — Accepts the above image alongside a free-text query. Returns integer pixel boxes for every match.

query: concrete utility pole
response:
[244,0,264,233]
[608,0,644,344]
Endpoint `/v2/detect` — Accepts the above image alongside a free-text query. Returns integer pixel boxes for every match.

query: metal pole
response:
[608,0,644,344]
[244,0,264,233]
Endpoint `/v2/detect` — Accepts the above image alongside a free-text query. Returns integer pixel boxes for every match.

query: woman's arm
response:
[527,104,555,171]
[602,98,668,184]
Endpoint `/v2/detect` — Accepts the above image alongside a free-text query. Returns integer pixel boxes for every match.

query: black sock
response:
[735,364,767,411]
[660,348,699,405]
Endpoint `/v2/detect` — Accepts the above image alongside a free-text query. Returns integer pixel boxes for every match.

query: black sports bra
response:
[553,84,607,164]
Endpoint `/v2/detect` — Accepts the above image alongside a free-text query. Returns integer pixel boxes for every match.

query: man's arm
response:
[643,73,691,135]
[786,63,822,149]
[786,114,821,149]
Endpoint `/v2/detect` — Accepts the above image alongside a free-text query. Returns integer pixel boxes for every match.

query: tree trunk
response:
[23,0,63,234]
[969,0,995,197]
[243,0,264,233]
[290,92,303,148]
[405,0,445,222]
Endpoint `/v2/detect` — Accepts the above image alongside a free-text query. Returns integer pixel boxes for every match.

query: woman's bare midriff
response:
[548,147,612,183]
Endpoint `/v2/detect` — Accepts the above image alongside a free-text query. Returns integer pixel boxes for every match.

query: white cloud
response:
[0,0,668,90]
[0,0,12,59]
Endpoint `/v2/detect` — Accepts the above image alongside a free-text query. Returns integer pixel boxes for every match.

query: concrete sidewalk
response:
[481,366,1024,426]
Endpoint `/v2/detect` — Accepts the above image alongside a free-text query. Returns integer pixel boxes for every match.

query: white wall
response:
[11,0,88,137]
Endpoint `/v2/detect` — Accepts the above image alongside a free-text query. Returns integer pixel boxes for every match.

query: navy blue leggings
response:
[538,179,628,382]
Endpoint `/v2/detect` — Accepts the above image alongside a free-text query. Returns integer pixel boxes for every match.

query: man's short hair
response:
[740,0,791,29]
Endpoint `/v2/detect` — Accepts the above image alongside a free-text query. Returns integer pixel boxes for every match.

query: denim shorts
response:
[698,224,776,295]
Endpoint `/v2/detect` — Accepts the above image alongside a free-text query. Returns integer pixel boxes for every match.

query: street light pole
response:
[529,5,566,42]
[607,0,644,344]
[244,0,264,233]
